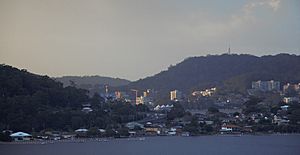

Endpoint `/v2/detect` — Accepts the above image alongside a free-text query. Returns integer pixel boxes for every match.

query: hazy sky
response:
[0,0,299,80]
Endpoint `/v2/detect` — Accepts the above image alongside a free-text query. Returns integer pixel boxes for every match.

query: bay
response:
[1,135,300,155]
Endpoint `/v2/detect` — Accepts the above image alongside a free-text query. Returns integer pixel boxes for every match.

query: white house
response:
[10,132,32,141]
[82,107,93,113]
[75,128,88,132]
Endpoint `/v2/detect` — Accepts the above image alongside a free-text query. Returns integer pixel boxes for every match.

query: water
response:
[1,135,300,155]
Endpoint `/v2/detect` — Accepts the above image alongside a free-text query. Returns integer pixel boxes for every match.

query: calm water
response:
[1,135,300,155]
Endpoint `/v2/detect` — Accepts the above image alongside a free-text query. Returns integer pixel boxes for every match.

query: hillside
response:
[0,65,144,133]
[126,54,300,93]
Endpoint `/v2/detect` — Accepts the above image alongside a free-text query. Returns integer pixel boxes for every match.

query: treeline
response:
[0,64,148,133]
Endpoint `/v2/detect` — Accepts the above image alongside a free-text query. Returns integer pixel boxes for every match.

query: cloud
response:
[243,0,281,14]
[268,0,281,11]
[177,0,282,42]
[229,0,281,30]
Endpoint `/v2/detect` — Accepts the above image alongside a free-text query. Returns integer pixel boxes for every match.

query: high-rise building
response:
[143,91,148,97]
[136,96,144,105]
[105,85,109,95]
[252,80,280,92]
[115,91,122,99]
[283,83,300,93]
[170,90,182,101]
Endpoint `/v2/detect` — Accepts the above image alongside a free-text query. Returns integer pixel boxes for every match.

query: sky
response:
[0,0,299,81]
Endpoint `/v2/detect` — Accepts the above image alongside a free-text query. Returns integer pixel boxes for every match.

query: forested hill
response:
[0,64,90,108]
[0,64,90,131]
[126,54,300,93]
[0,65,146,133]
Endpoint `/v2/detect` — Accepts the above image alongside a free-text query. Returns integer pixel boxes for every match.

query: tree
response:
[288,103,300,124]
[208,107,219,114]
[87,127,100,137]
[136,104,149,112]
[91,93,104,108]
[0,132,12,142]
[117,127,130,137]
[184,116,199,135]
[167,103,185,120]
[202,124,213,133]
[243,97,263,115]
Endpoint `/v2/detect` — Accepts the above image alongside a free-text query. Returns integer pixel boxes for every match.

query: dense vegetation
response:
[0,64,146,133]
[54,76,130,95]
[126,54,300,94]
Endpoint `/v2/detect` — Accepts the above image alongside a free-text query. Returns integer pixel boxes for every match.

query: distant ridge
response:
[54,75,130,87]
[125,53,300,93]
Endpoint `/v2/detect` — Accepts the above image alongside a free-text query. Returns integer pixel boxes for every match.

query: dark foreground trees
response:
[0,64,148,134]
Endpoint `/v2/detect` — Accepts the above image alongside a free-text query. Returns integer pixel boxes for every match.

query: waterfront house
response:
[75,128,88,137]
[272,115,290,125]
[145,127,160,135]
[167,128,177,136]
[126,122,144,130]
[10,132,32,141]
[220,124,241,134]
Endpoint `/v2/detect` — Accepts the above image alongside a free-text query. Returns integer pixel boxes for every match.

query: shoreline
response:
[1,133,300,145]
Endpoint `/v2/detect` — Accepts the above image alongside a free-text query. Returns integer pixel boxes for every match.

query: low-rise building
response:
[145,126,161,135]
[154,104,173,111]
[75,128,88,137]
[220,124,241,133]
[126,122,144,130]
[273,115,290,125]
[10,132,32,141]
[82,107,93,113]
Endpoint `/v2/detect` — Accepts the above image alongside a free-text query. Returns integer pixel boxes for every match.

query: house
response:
[280,105,289,111]
[10,132,32,141]
[44,130,62,140]
[61,134,76,139]
[144,124,162,135]
[205,121,214,125]
[82,107,93,113]
[126,122,144,130]
[167,128,177,136]
[145,127,160,135]
[75,128,88,132]
[242,126,253,133]
[220,124,241,134]
[273,115,290,125]
[154,104,173,111]
[181,132,190,137]
[98,129,106,133]
[75,128,88,137]
[128,131,137,137]
[45,131,61,137]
